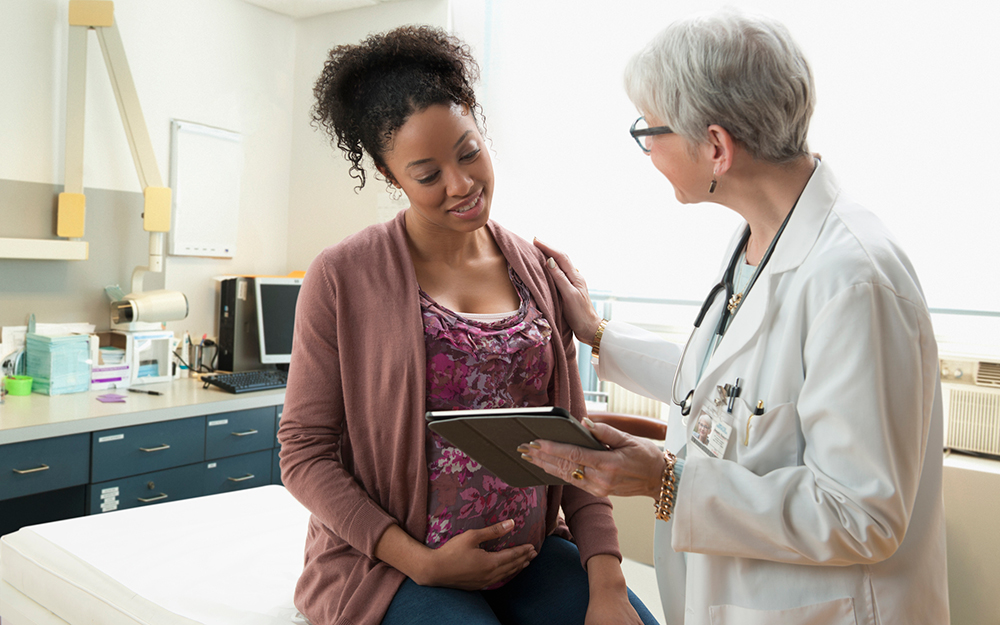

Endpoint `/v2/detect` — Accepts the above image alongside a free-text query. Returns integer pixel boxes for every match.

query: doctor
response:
[522,9,949,625]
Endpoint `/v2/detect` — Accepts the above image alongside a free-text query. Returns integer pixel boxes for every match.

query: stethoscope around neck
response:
[670,203,798,417]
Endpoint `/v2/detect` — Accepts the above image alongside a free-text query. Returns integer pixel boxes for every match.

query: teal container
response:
[25,333,91,395]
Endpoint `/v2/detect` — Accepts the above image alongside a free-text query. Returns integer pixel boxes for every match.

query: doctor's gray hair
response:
[624,10,814,163]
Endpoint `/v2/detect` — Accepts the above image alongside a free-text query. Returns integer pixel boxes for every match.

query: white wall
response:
[0,0,450,340]
[0,0,298,338]
[471,0,1000,353]
[287,0,449,272]
[4,0,996,345]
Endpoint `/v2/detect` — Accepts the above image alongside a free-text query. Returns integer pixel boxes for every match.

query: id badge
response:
[689,385,733,459]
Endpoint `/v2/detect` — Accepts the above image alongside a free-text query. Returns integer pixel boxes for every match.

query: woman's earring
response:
[709,177,717,194]
[385,179,402,201]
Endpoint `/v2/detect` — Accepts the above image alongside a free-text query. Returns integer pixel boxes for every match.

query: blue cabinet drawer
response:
[271,447,283,485]
[0,434,90,501]
[88,463,203,514]
[91,417,206,483]
[205,407,276,460]
[203,450,272,495]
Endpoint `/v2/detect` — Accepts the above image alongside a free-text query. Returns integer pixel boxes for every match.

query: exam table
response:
[0,486,311,625]
[0,485,663,625]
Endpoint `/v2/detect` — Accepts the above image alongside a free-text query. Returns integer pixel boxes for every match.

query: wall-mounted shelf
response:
[0,237,89,261]
[3,2,168,265]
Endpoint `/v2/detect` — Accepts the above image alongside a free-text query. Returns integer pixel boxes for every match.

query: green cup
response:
[5,375,33,396]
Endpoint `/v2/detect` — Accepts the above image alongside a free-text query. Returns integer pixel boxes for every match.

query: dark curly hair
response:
[311,25,483,191]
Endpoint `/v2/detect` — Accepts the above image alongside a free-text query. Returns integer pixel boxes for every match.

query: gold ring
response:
[571,466,585,480]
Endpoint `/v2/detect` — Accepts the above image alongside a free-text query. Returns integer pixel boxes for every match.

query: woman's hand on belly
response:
[376,520,536,590]
[420,519,537,590]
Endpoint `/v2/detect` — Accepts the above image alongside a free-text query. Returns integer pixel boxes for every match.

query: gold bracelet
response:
[654,450,677,522]
[589,318,609,366]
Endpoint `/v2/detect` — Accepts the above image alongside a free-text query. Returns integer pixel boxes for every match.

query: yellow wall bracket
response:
[69,1,114,27]
[57,192,87,238]
[143,187,172,232]
[1,0,170,262]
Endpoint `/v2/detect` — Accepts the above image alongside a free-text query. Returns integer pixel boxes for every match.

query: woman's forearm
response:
[374,524,431,584]
[586,554,628,596]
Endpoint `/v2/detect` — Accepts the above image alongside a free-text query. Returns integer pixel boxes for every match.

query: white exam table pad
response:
[1,485,663,625]
[0,485,311,625]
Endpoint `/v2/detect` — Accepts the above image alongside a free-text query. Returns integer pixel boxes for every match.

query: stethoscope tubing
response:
[671,198,800,415]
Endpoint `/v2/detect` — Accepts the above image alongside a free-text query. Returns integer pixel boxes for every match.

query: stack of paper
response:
[25,333,91,395]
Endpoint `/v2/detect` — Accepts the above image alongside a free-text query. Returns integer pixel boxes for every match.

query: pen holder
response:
[5,375,33,396]
[190,344,203,373]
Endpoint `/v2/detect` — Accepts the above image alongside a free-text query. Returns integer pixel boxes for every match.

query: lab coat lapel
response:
[697,160,838,388]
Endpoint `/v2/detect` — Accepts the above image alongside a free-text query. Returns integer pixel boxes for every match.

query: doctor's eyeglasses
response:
[630,116,673,153]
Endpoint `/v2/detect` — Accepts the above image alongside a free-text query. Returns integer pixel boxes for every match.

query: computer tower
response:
[217,277,268,373]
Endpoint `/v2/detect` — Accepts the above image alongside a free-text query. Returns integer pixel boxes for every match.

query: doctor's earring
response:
[709,165,720,194]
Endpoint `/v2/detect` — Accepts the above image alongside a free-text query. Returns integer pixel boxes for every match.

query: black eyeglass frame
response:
[630,116,673,153]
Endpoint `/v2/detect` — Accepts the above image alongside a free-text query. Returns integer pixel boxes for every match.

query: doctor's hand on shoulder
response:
[533,239,604,348]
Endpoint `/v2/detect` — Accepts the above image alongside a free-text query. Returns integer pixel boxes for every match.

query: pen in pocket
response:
[744,401,764,446]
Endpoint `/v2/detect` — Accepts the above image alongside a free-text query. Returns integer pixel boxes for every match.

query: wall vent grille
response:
[975,361,1000,388]
[606,383,665,420]
[944,384,1000,455]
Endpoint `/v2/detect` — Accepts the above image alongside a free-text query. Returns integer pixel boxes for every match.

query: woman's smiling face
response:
[382,103,494,235]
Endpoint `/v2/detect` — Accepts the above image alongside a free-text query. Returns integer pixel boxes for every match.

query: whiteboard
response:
[168,120,242,258]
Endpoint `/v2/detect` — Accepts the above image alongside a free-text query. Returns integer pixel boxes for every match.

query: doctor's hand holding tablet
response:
[522,8,950,625]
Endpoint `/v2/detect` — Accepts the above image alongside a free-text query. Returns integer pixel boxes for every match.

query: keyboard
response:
[202,369,288,394]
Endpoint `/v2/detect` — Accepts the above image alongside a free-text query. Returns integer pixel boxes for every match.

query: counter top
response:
[0,377,284,445]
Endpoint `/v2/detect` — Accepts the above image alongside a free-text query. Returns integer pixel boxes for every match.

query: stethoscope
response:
[671,201,799,417]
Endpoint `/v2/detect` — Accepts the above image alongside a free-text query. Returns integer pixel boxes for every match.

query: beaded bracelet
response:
[589,318,609,366]
[654,450,678,522]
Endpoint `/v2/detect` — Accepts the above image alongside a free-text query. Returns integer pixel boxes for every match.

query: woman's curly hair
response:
[311,25,483,191]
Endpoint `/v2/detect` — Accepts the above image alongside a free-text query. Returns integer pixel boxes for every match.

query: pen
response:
[745,400,765,446]
[128,388,163,396]
[727,378,741,413]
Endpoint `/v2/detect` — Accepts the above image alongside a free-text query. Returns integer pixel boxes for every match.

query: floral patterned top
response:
[421,267,553,573]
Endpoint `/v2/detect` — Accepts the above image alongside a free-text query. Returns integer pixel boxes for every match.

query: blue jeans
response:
[381,536,660,625]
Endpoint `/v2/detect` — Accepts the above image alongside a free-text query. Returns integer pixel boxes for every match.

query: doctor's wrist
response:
[653,450,678,522]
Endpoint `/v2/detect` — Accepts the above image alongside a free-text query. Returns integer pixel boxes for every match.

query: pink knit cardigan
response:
[278,211,621,625]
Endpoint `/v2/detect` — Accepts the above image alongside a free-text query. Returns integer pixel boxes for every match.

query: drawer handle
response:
[227,474,255,482]
[231,429,259,437]
[137,493,169,503]
[12,464,50,475]
[139,444,171,453]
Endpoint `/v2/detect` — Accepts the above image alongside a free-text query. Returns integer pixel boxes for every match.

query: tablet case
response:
[425,406,604,487]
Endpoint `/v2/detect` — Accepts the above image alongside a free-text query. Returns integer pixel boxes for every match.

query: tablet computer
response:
[425,406,604,487]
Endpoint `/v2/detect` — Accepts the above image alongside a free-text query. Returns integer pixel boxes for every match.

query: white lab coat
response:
[598,161,949,625]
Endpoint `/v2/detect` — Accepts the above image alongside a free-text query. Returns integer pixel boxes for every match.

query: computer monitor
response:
[253,277,302,365]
